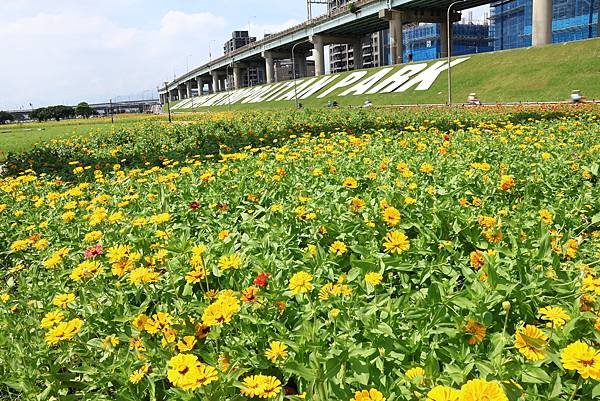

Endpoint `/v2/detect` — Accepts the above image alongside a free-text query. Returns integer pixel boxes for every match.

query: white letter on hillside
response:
[265,82,296,101]
[397,57,469,92]
[299,76,338,99]
[276,79,317,101]
[317,71,368,98]
[366,64,427,94]
[245,84,281,103]
[338,68,394,96]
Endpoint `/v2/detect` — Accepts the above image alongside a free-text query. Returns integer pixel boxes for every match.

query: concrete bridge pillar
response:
[353,40,363,69]
[440,20,451,58]
[196,77,204,96]
[390,14,403,64]
[532,0,553,46]
[295,53,308,77]
[169,89,176,102]
[233,65,242,89]
[211,71,220,93]
[186,81,192,98]
[178,85,185,100]
[310,36,325,76]
[263,52,275,83]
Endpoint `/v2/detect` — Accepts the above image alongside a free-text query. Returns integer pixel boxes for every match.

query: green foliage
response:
[30,105,75,122]
[75,102,96,118]
[0,111,14,125]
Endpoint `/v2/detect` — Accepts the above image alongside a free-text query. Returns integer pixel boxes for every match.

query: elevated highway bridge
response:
[158,0,555,103]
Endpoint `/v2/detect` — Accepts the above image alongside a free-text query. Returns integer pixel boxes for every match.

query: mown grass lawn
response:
[0,116,162,160]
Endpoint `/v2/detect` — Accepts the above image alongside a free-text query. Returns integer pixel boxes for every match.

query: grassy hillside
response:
[174,38,600,111]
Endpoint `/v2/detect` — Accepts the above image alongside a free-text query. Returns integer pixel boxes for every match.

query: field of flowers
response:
[1,106,599,401]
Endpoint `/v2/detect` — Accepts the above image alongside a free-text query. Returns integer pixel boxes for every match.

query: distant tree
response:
[76,102,95,118]
[46,105,75,121]
[0,111,15,124]
[30,108,49,122]
[30,105,75,122]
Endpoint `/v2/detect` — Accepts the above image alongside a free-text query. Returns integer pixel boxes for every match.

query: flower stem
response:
[502,310,509,335]
[567,376,582,401]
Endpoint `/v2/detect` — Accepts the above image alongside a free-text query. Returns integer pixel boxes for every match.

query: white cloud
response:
[0,10,228,109]
[250,18,301,39]
[160,11,226,36]
[0,3,310,110]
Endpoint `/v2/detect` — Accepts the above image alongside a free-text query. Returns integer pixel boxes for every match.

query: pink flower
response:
[84,244,103,259]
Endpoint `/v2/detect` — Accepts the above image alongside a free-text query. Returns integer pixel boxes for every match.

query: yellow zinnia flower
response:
[343,177,358,189]
[289,272,313,295]
[52,293,75,309]
[218,254,242,270]
[538,306,570,328]
[460,378,508,401]
[240,374,282,398]
[365,272,383,286]
[45,318,84,345]
[383,231,410,254]
[129,364,150,384]
[350,388,385,401]
[514,325,547,361]
[167,354,218,390]
[405,367,425,383]
[382,207,401,227]
[265,341,288,363]
[41,310,64,328]
[330,240,348,255]
[427,385,460,401]
[560,340,600,380]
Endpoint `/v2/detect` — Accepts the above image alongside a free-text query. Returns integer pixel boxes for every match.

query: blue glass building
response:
[491,0,599,50]
[403,23,494,62]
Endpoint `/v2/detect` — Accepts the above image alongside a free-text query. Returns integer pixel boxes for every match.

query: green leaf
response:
[285,361,317,381]
[374,323,395,338]
[549,373,562,398]
[521,365,551,384]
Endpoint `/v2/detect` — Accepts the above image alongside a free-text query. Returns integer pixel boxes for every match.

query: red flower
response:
[84,244,103,259]
[189,201,200,210]
[443,134,450,141]
[253,272,271,287]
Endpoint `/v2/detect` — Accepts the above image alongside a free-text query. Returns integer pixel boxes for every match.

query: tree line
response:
[30,103,97,122]
[0,102,97,124]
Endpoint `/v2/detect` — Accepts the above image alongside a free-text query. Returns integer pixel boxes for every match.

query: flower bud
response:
[502,301,511,312]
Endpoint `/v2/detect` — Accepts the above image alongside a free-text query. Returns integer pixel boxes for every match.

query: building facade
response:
[491,0,599,50]
[328,0,384,72]
[327,0,491,70]
[404,22,493,61]
[223,31,256,54]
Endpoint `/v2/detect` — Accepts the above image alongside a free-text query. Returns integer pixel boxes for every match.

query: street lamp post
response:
[226,60,233,110]
[164,82,172,123]
[292,40,308,109]
[447,0,467,106]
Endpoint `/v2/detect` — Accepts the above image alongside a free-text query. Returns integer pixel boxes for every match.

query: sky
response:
[0,1,488,110]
